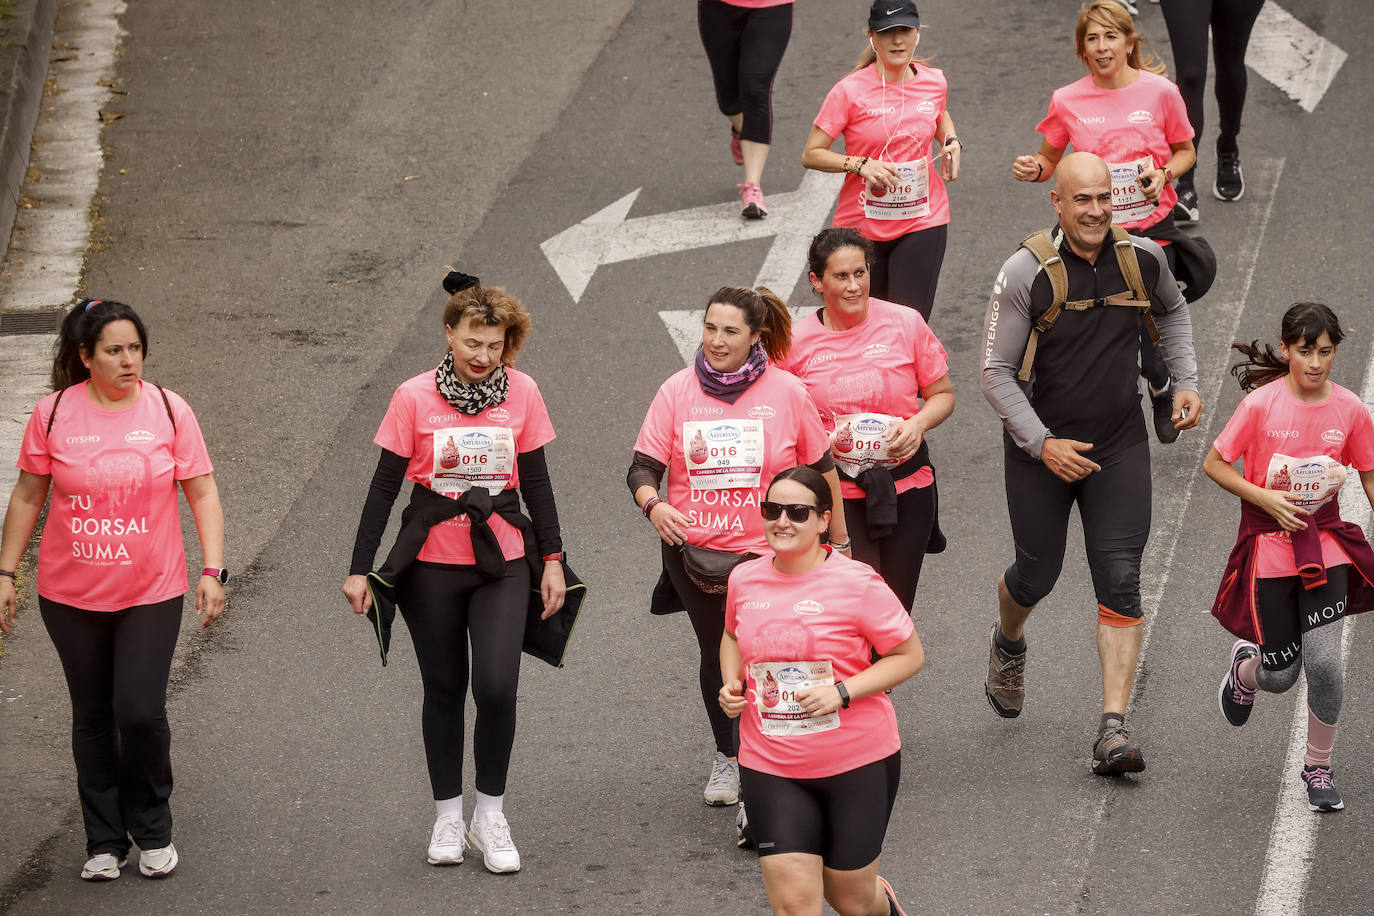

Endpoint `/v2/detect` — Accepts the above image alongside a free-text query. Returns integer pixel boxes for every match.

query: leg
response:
[819,752,902,916]
[1254,576,1304,692]
[760,855,826,916]
[879,225,948,321]
[697,0,745,123]
[874,484,937,611]
[734,4,792,186]
[1000,440,1076,634]
[662,543,738,757]
[1159,0,1213,189]
[39,598,127,857]
[108,596,184,850]
[742,765,826,916]
[866,237,897,303]
[1210,0,1266,157]
[466,559,532,797]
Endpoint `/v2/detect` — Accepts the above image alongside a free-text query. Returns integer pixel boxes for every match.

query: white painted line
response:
[0,1,127,517]
[540,171,841,304]
[1254,335,1374,916]
[1246,3,1347,113]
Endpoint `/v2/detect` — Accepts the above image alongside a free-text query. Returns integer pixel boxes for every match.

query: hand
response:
[1256,489,1310,532]
[1040,437,1101,482]
[885,416,925,461]
[1138,167,1167,202]
[796,684,844,717]
[1,577,16,635]
[859,159,901,193]
[540,559,567,620]
[195,576,225,629]
[940,140,962,182]
[647,500,691,547]
[343,574,373,615]
[1012,154,1041,182]
[718,679,747,719]
[1173,389,1203,431]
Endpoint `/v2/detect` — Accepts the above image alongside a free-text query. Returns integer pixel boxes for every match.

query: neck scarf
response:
[694,343,768,404]
[435,352,509,415]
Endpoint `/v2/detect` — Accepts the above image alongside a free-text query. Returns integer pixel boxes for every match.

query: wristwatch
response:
[202,567,230,584]
[835,681,852,709]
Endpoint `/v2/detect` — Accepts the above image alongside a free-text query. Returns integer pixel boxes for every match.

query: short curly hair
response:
[442,283,532,366]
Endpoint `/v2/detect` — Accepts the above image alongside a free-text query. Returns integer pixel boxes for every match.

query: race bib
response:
[683,419,764,491]
[862,158,930,220]
[431,426,515,496]
[750,660,840,737]
[830,412,906,476]
[1108,156,1156,223]
[1266,453,1346,511]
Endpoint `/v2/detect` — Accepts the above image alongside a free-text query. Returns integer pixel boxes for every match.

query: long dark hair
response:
[1230,302,1345,391]
[766,466,834,514]
[705,286,793,363]
[52,299,149,390]
[807,227,874,281]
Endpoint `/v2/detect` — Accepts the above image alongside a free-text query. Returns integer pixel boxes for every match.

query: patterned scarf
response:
[435,352,509,415]
[694,342,768,404]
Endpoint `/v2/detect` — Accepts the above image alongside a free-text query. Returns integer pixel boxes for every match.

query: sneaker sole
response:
[1218,641,1256,727]
[741,204,766,220]
[467,832,521,874]
[704,794,739,807]
[985,687,1022,718]
[1092,750,1146,776]
[138,847,178,879]
[426,852,464,866]
[1309,800,1345,812]
[1213,183,1244,202]
[80,860,127,881]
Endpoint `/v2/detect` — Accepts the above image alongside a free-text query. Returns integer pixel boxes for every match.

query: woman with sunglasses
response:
[629,286,847,813]
[720,466,924,916]
[780,227,953,613]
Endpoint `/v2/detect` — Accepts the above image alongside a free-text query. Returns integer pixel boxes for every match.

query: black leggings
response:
[697,0,793,145]
[868,224,948,322]
[1002,437,1151,618]
[1160,0,1265,180]
[741,751,900,870]
[662,542,739,757]
[39,595,183,857]
[845,484,937,612]
[396,559,530,799]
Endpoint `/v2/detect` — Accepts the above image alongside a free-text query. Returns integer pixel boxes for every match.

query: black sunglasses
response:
[760,501,822,523]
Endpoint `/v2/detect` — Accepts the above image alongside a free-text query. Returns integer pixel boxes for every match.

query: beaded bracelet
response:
[642,496,662,519]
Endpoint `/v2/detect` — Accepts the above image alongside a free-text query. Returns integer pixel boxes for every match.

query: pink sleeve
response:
[633,384,677,465]
[795,387,830,465]
[913,318,950,388]
[1162,83,1195,144]
[813,80,851,140]
[16,400,53,475]
[374,385,417,458]
[859,572,915,655]
[724,583,739,635]
[169,395,214,480]
[1035,93,1070,148]
[517,382,557,453]
[1344,403,1374,471]
[1213,397,1254,464]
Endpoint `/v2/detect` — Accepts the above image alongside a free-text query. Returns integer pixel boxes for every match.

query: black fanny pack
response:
[680,544,760,595]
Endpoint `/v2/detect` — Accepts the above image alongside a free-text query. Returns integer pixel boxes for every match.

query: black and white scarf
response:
[435,352,509,415]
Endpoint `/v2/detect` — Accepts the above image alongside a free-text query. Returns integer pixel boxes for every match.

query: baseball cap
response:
[869,0,920,32]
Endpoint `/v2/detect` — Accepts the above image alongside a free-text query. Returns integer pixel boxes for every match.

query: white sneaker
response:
[80,853,127,880]
[426,813,466,865]
[703,751,740,806]
[138,843,178,878]
[467,811,521,873]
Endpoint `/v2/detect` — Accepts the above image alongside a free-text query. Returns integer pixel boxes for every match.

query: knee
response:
[470,679,518,719]
[828,883,882,916]
[112,696,167,735]
[1257,663,1301,694]
[1005,563,1055,608]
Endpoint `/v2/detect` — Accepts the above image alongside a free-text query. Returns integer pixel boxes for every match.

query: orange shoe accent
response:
[1098,603,1143,627]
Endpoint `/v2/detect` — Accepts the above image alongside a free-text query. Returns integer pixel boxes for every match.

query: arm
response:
[516,447,566,618]
[1012,139,1066,183]
[718,629,748,719]
[936,111,961,181]
[1203,446,1309,532]
[980,250,1052,458]
[820,468,850,554]
[801,124,901,192]
[796,631,925,717]
[886,374,954,461]
[630,450,690,547]
[0,471,52,634]
[1364,469,1374,516]
[1139,140,1197,202]
[343,448,409,614]
[180,473,226,628]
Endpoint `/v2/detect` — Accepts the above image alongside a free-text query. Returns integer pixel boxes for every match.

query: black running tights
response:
[869,224,948,322]
[662,541,739,757]
[697,0,793,145]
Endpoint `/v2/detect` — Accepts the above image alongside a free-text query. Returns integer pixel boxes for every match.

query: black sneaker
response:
[1218,639,1259,726]
[1152,380,1180,444]
[1301,765,1345,812]
[1214,153,1244,202]
[1172,187,1200,224]
[1092,721,1146,775]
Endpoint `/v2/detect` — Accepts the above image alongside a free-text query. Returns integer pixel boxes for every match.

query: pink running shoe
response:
[730,127,744,165]
[738,182,767,220]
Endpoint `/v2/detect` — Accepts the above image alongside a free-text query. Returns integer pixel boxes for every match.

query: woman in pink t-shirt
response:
[342,274,568,873]
[628,285,847,813]
[1205,303,1374,813]
[0,299,225,882]
[719,467,923,915]
[800,0,962,321]
[780,227,954,613]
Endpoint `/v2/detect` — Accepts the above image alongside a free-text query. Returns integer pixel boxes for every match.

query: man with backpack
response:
[979,151,1202,775]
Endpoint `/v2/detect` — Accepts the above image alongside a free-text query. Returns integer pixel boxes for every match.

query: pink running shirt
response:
[726,550,914,778]
[18,381,214,612]
[813,63,951,241]
[779,298,948,499]
[374,369,555,565]
[720,0,793,7]
[1035,71,1193,231]
[634,366,830,554]
[1214,380,1374,578]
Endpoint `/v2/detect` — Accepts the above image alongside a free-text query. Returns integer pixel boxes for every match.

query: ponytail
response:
[52,298,148,391]
[1228,341,1288,392]
[704,285,794,364]
[1229,302,1345,392]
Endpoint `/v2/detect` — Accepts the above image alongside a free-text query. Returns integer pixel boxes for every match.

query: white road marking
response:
[1246,3,1347,113]
[540,171,841,304]
[1254,337,1374,916]
[0,1,127,518]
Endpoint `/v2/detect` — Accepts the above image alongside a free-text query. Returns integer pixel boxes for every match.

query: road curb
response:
[0,0,59,263]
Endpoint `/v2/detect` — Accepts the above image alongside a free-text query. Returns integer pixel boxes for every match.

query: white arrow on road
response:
[1246,3,1347,113]
[540,171,843,304]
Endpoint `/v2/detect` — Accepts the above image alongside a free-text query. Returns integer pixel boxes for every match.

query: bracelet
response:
[830,539,852,551]
[1164,167,1174,182]
[842,155,853,174]
[542,553,563,563]
[943,135,962,149]
[641,496,661,519]
[0,569,14,580]
[1035,161,1044,182]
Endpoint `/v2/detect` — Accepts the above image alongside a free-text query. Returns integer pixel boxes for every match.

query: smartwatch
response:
[835,681,852,709]
[202,567,230,584]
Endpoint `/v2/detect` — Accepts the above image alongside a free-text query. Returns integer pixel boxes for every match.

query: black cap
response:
[868,0,920,32]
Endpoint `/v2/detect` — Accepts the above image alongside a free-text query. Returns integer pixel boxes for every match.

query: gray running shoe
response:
[1092,722,1146,775]
[985,624,1025,718]
[704,751,740,806]
[1301,765,1345,812]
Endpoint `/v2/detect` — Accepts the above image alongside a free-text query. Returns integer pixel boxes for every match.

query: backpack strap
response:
[1110,226,1160,345]
[44,386,68,437]
[1016,230,1068,383]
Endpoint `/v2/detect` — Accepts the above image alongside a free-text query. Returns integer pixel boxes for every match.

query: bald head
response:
[1050,152,1113,261]
[1054,151,1111,195]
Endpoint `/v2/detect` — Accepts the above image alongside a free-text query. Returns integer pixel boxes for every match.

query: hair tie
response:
[84,299,102,311]
[442,270,480,295]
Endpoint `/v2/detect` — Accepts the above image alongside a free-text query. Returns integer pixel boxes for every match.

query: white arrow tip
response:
[541,188,642,303]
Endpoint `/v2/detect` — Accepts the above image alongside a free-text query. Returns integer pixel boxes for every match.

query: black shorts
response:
[1256,565,1349,671]
[740,751,900,870]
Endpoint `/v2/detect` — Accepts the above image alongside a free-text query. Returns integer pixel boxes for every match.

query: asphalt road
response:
[2,1,1374,914]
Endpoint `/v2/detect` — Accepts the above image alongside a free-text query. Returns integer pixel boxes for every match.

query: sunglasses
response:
[760,501,822,523]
